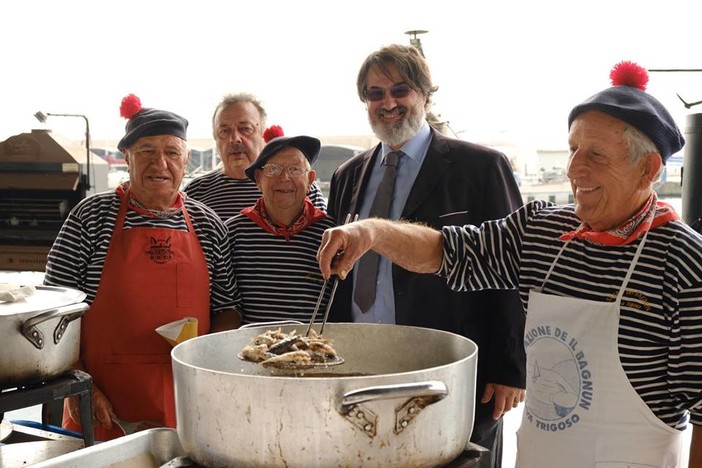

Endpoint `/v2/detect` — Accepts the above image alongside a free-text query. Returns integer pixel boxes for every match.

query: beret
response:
[568,62,684,163]
[117,94,188,151]
[245,135,320,181]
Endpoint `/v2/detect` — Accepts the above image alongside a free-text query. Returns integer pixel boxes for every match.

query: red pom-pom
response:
[263,125,284,143]
[120,94,142,119]
[610,61,648,91]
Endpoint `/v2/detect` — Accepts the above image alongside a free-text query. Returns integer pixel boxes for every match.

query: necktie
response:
[354,150,402,313]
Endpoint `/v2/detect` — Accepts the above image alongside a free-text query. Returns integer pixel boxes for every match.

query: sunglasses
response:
[363,83,412,102]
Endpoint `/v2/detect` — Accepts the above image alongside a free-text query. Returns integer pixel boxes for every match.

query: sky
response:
[1,0,701,151]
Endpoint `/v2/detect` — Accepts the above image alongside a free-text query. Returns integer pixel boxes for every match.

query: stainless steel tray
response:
[31,428,186,467]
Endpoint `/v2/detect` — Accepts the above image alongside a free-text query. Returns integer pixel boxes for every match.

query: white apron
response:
[516,231,682,467]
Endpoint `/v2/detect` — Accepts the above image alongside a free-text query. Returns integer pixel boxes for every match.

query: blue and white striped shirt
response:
[439,199,702,429]
[43,190,237,314]
[226,214,337,324]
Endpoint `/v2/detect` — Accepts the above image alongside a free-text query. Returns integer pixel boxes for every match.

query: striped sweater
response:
[439,199,702,429]
[226,214,337,324]
[43,190,238,314]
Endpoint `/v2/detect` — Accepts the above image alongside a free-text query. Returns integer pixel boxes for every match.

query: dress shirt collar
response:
[379,121,431,165]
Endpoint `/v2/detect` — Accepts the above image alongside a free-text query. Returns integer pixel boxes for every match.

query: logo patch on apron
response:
[147,236,173,264]
[524,324,593,432]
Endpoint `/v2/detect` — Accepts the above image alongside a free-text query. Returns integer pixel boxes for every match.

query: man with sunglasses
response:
[225,133,336,324]
[325,43,526,466]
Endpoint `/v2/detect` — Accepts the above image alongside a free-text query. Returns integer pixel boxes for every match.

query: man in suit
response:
[326,44,526,467]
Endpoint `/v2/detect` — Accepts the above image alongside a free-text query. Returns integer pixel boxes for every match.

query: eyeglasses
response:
[363,83,412,102]
[260,163,308,178]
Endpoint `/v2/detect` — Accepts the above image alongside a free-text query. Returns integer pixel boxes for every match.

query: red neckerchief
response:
[116,183,184,218]
[559,192,679,246]
[241,197,326,241]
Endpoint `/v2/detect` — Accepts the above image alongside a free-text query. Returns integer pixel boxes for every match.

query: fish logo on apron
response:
[523,324,593,431]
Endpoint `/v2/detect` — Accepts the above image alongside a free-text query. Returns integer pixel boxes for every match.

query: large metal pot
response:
[172,323,478,467]
[0,285,88,388]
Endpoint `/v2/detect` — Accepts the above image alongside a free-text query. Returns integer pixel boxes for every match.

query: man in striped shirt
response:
[183,93,326,221]
[318,62,702,467]
[227,134,336,325]
[44,95,239,441]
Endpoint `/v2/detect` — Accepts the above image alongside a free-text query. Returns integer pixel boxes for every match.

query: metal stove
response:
[30,426,490,467]
[158,445,491,467]
[0,369,95,465]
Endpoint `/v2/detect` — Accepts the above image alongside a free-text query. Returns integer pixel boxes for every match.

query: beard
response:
[368,102,425,147]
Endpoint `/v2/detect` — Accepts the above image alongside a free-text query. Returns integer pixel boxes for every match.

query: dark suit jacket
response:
[327,128,526,390]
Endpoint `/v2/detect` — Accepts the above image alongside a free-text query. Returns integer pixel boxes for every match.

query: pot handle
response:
[339,381,448,437]
[339,380,448,413]
[21,302,89,350]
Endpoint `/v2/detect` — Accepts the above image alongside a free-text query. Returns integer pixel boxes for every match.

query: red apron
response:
[63,192,210,441]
